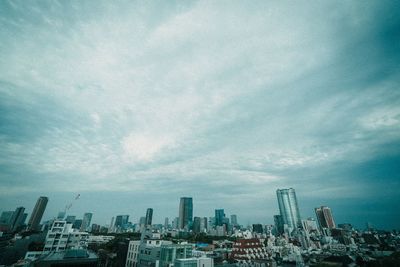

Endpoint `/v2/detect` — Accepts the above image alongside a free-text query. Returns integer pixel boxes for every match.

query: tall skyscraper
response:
[164,217,169,229]
[274,215,284,235]
[315,206,336,229]
[80,212,93,232]
[9,207,25,231]
[179,197,193,230]
[230,214,238,226]
[193,217,201,233]
[0,211,14,225]
[27,196,48,231]
[276,188,302,231]
[145,208,153,226]
[215,209,225,226]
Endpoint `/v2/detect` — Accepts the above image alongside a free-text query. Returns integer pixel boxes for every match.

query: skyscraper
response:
[315,206,336,229]
[215,209,225,226]
[27,196,48,231]
[230,215,238,226]
[115,215,129,228]
[9,207,25,231]
[179,197,193,230]
[145,208,153,226]
[80,212,93,232]
[276,188,302,231]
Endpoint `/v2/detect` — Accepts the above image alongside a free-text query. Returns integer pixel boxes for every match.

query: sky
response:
[0,1,399,230]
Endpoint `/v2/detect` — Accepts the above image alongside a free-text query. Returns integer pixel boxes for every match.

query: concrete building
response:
[231,215,238,226]
[276,188,302,232]
[179,197,193,230]
[126,240,140,267]
[137,239,173,267]
[159,243,193,267]
[27,196,48,231]
[43,220,89,252]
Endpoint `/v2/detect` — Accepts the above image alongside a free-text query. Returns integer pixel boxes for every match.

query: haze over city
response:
[0,1,399,230]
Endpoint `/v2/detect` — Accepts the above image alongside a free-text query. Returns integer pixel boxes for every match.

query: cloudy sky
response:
[1,1,399,229]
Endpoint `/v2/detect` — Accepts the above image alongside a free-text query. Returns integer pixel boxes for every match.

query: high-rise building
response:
[252,224,263,234]
[66,215,76,224]
[80,212,93,232]
[230,214,238,226]
[215,209,225,226]
[178,197,193,230]
[315,206,336,229]
[27,196,48,231]
[9,207,26,231]
[145,208,153,226]
[115,215,129,229]
[164,217,169,229]
[276,188,302,231]
[193,217,201,233]
[73,219,83,229]
[0,211,14,225]
[57,211,66,220]
[274,215,284,235]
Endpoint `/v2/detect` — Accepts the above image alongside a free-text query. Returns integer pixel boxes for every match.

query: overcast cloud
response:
[0,0,399,229]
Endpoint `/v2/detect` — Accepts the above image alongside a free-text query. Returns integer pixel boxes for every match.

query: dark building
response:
[179,197,193,230]
[73,219,83,229]
[9,207,25,232]
[252,224,264,234]
[146,208,153,226]
[115,215,129,229]
[28,196,48,231]
[274,215,284,235]
[193,217,201,233]
[215,209,225,226]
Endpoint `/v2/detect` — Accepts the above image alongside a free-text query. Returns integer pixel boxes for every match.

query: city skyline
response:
[1,1,400,230]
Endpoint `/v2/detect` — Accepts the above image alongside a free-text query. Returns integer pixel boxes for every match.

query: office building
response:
[315,206,336,229]
[215,209,225,226]
[252,224,263,234]
[231,214,238,226]
[179,197,193,230]
[9,206,25,231]
[115,215,129,229]
[159,243,193,267]
[28,196,48,231]
[193,217,201,233]
[274,215,284,235]
[276,188,302,231]
[66,215,76,224]
[73,219,83,229]
[164,217,169,229]
[145,208,153,226]
[80,212,93,232]
[0,211,14,225]
[125,240,140,267]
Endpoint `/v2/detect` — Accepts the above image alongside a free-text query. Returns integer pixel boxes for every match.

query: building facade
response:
[27,196,48,231]
[179,197,193,230]
[315,206,336,230]
[276,188,302,232]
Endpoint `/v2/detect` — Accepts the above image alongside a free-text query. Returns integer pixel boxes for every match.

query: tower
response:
[80,212,93,232]
[315,206,336,229]
[215,209,225,226]
[10,207,26,231]
[145,208,153,226]
[276,188,302,231]
[179,197,193,230]
[27,196,48,231]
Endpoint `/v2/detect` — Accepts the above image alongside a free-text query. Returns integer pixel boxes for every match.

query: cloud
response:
[0,1,399,228]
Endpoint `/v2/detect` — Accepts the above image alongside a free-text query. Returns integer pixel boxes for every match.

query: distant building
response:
[231,214,238,226]
[9,206,25,231]
[57,211,66,220]
[80,212,93,232]
[215,209,225,226]
[274,215,284,235]
[115,215,129,229]
[146,208,153,226]
[164,217,169,229]
[193,217,201,233]
[73,219,83,229]
[66,215,76,224]
[315,206,336,230]
[252,224,264,234]
[276,188,302,232]
[138,239,173,266]
[179,197,193,230]
[27,196,48,231]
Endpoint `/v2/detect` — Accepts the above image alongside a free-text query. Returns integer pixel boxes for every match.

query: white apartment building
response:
[43,220,89,252]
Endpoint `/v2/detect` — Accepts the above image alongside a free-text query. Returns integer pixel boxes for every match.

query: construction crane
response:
[63,193,80,213]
